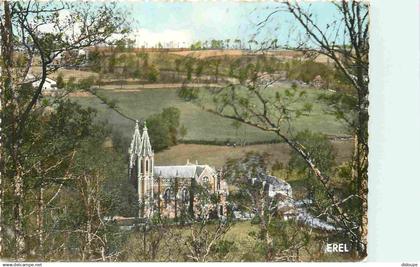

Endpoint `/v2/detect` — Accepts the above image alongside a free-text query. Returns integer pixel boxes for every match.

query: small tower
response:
[139,121,154,218]
[128,120,142,191]
[128,120,155,219]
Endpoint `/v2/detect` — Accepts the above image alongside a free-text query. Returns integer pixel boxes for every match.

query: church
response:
[128,121,229,220]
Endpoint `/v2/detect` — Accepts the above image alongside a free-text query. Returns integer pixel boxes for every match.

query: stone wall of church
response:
[153,177,193,219]
[149,175,228,220]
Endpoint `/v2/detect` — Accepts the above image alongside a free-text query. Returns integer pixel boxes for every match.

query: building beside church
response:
[128,121,229,220]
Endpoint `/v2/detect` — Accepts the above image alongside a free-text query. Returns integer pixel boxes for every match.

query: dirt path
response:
[68,91,94,97]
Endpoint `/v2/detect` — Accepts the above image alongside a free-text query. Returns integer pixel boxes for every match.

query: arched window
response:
[163,188,171,207]
[181,188,189,204]
[202,176,209,183]
[145,159,149,172]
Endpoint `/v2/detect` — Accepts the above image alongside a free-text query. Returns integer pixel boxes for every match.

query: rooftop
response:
[154,164,213,179]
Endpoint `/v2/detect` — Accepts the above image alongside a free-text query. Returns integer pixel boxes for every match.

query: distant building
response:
[32,77,57,92]
[23,73,58,94]
[128,121,229,220]
[259,175,292,198]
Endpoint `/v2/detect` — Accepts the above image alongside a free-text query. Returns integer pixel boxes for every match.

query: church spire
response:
[128,120,142,167]
[140,121,153,156]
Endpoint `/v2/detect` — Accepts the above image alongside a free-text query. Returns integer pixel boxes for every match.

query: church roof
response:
[128,121,154,168]
[154,165,212,179]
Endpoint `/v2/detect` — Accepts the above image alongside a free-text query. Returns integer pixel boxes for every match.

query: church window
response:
[181,188,189,204]
[145,159,149,172]
[163,188,171,207]
[203,176,209,183]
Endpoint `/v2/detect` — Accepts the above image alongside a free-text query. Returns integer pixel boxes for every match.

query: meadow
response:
[70,84,348,145]
[154,141,352,169]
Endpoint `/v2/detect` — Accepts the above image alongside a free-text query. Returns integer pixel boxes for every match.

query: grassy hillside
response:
[70,85,347,145]
[154,141,352,169]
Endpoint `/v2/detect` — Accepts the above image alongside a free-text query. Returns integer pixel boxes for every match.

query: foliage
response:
[170,0,369,257]
[146,64,160,82]
[56,73,65,89]
[287,130,337,221]
[224,152,312,261]
[1,0,131,258]
[147,107,181,152]
[288,130,335,175]
[88,50,105,72]
[287,60,333,86]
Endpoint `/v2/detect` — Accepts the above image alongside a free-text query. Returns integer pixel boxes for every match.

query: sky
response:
[122,2,342,48]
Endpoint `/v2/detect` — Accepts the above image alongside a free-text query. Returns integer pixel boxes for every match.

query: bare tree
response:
[183,221,231,262]
[0,0,129,259]
[179,0,368,257]
[224,152,309,261]
[74,171,109,261]
[282,1,369,256]
[176,181,232,262]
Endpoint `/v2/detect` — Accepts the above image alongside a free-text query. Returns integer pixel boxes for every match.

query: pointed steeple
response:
[140,121,153,157]
[129,120,142,167]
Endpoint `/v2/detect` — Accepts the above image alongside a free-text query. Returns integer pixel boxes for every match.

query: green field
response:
[155,141,352,169]
[71,85,347,144]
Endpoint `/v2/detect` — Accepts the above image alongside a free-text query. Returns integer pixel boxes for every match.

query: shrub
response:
[147,107,181,152]
[56,72,65,89]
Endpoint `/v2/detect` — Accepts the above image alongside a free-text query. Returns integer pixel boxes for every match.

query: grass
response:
[70,85,348,144]
[122,220,357,262]
[223,221,260,261]
[155,141,352,169]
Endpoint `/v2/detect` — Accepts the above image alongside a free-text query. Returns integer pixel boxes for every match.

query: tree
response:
[108,53,117,73]
[182,221,231,262]
[88,49,103,73]
[182,0,368,257]
[195,60,205,79]
[174,58,182,80]
[288,130,338,221]
[225,39,231,49]
[234,39,241,49]
[147,107,181,152]
[0,0,129,259]
[74,171,107,261]
[123,219,183,261]
[224,153,309,261]
[190,41,202,50]
[288,130,335,176]
[178,181,232,262]
[282,1,369,256]
[146,64,159,83]
[184,58,194,81]
[56,73,65,89]
[212,59,222,83]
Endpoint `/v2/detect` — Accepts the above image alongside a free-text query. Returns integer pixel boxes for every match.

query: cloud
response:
[130,28,194,48]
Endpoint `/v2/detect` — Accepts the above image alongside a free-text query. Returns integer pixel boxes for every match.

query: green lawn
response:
[71,85,347,144]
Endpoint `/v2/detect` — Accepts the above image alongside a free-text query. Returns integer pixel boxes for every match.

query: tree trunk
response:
[37,186,45,258]
[356,134,368,256]
[86,193,93,260]
[13,166,25,260]
[2,1,26,259]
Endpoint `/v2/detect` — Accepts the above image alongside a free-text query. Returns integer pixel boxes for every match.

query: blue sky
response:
[122,2,341,48]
